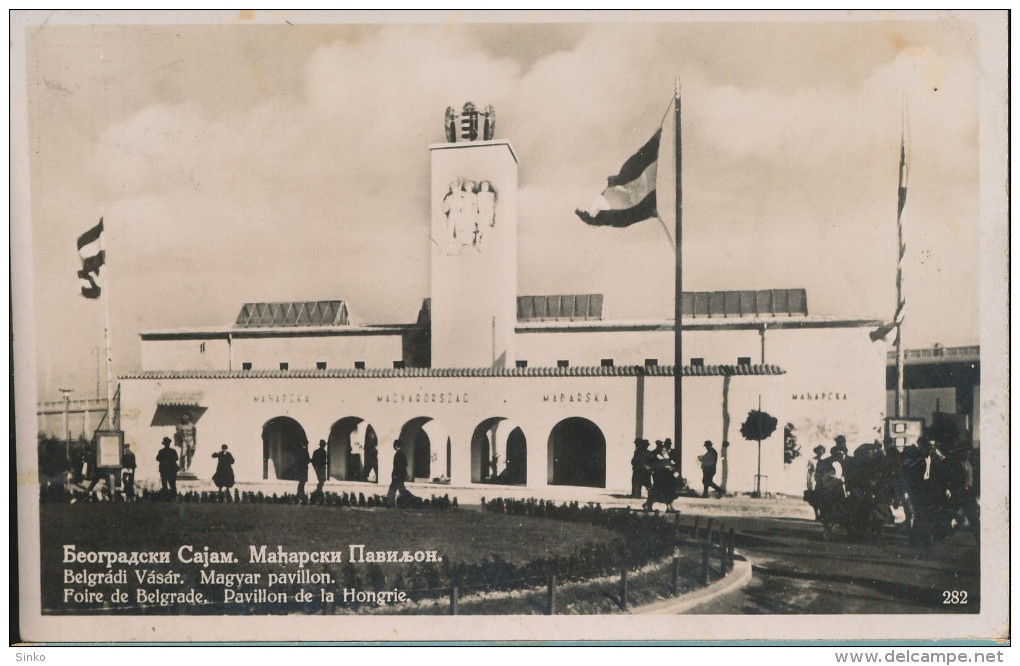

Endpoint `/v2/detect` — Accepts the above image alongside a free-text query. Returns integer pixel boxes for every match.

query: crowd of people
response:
[48,416,980,537]
[804,434,979,543]
[630,437,727,513]
[71,430,415,510]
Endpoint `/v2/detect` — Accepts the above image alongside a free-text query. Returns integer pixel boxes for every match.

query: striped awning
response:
[156,391,205,407]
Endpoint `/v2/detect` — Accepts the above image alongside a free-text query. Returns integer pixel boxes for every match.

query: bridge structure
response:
[886,344,980,445]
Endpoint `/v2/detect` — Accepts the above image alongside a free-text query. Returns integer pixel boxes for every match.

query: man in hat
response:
[630,438,651,499]
[666,437,681,469]
[386,440,415,508]
[156,436,179,498]
[211,444,235,494]
[311,439,328,502]
[700,440,724,498]
[805,444,827,519]
[121,443,137,500]
[834,435,849,454]
[294,439,311,503]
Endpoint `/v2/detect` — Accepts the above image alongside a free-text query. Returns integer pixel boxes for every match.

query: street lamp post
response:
[59,388,73,466]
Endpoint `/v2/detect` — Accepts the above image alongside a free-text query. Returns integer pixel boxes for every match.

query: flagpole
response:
[673,79,683,479]
[894,99,908,418]
[100,208,115,428]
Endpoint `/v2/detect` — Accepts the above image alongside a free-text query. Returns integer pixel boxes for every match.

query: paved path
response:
[101,479,979,614]
[160,477,817,521]
[681,516,980,614]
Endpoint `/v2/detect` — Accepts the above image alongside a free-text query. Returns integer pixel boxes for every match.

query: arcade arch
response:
[262,416,309,481]
[470,417,527,485]
[547,417,606,488]
[327,417,378,483]
[397,417,452,483]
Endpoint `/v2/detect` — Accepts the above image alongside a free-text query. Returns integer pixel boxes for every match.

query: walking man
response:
[294,440,311,503]
[156,436,179,499]
[386,440,415,507]
[805,444,826,519]
[121,443,137,500]
[700,440,724,498]
[311,439,328,503]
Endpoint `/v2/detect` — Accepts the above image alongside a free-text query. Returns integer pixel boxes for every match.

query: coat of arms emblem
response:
[442,179,497,253]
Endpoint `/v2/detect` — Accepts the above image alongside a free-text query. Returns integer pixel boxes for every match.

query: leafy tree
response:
[740,409,778,497]
[740,410,778,442]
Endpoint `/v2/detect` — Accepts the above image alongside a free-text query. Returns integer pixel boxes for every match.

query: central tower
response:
[429,103,518,369]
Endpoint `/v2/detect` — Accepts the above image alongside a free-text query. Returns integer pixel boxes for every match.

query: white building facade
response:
[119,108,888,496]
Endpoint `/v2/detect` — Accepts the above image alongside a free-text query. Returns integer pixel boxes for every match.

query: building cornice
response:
[121,364,786,381]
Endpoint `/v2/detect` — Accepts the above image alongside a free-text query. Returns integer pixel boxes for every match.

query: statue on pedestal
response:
[175,413,197,474]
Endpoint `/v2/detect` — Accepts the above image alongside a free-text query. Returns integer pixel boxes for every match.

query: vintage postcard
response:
[11,10,1009,645]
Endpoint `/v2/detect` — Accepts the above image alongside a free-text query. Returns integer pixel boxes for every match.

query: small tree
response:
[740,409,778,497]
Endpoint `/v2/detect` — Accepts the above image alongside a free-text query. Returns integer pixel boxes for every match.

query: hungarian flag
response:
[575,129,662,227]
[77,218,105,299]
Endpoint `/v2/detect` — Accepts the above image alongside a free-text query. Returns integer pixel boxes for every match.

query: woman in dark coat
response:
[211,444,235,492]
[643,442,680,513]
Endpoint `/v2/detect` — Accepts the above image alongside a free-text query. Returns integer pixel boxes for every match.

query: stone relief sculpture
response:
[442,179,498,253]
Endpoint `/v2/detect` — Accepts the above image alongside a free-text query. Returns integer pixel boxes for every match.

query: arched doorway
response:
[262,416,309,481]
[548,417,606,488]
[506,428,527,485]
[470,417,527,485]
[398,417,451,483]
[327,417,377,482]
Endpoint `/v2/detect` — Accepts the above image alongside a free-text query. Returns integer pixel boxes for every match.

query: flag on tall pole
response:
[575,84,682,477]
[893,100,909,418]
[76,214,116,427]
[575,131,661,228]
[76,218,105,299]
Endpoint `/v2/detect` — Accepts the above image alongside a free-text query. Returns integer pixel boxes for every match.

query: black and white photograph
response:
[11,10,1009,646]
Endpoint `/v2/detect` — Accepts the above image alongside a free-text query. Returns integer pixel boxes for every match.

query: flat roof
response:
[141,316,880,340]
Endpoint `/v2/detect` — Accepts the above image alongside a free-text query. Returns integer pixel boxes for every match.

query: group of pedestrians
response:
[286,438,382,503]
[804,434,979,543]
[630,437,726,513]
[151,434,412,508]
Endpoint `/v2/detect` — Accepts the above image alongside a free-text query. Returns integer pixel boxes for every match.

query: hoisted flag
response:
[871,106,910,343]
[575,130,662,228]
[77,218,105,299]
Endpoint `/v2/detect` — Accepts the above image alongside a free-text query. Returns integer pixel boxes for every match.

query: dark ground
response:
[686,516,980,614]
[40,501,623,615]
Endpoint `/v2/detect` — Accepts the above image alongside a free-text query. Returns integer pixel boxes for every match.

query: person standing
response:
[643,442,680,513]
[294,440,311,503]
[386,440,415,507]
[903,437,945,542]
[700,440,724,498]
[805,444,826,519]
[630,439,651,499]
[363,435,379,483]
[211,444,235,494]
[156,437,179,499]
[121,444,137,500]
[311,439,328,502]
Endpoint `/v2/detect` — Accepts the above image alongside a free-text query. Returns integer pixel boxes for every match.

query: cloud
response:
[24,19,986,401]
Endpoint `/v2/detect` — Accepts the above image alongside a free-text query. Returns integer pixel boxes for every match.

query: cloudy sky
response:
[13,11,998,401]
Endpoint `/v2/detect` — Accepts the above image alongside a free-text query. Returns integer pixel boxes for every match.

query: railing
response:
[36,398,110,415]
[886,345,979,364]
[41,490,741,615]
